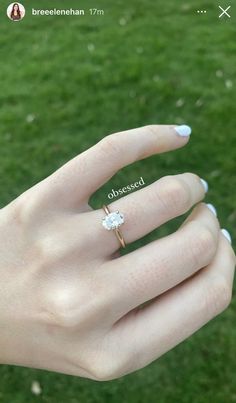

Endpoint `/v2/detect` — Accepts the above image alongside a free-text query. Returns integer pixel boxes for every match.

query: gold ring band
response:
[102,205,126,248]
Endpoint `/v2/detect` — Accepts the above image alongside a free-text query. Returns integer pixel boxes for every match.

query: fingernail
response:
[200,178,208,193]
[175,125,192,137]
[206,203,217,216]
[221,229,232,244]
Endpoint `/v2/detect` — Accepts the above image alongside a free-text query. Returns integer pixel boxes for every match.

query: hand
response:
[0,125,235,380]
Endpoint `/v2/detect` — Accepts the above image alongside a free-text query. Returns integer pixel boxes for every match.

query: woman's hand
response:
[0,125,235,380]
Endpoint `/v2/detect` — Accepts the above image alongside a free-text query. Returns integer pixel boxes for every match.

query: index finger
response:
[47,124,191,206]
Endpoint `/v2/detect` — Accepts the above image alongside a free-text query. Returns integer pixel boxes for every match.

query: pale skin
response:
[13,4,20,14]
[0,125,235,381]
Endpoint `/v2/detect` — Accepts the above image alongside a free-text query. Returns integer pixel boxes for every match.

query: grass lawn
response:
[0,0,236,401]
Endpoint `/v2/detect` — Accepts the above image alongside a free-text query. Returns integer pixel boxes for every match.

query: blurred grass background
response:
[0,0,236,401]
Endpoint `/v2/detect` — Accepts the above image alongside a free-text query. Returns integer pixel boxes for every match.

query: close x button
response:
[218,5,231,18]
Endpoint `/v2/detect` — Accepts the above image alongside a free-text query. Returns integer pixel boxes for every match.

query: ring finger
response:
[93,173,207,254]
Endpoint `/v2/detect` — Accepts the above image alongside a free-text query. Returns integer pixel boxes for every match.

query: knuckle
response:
[43,290,79,328]
[98,134,122,158]
[185,172,199,183]
[35,235,58,265]
[42,277,108,329]
[87,354,124,381]
[188,222,217,266]
[6,191,44,227]
[51,309,78,329]
[196,223,217,255]
[6,195,31,226]
[157,177,191,213]
[205,275,232,316]
[89,364,115,381]
[83,330,137,381]
[145,125,158,136]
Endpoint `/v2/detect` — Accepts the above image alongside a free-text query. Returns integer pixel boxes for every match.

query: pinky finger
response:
[112,232,235,375]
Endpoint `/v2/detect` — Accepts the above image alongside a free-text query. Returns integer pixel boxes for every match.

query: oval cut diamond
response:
[102,211,124,230]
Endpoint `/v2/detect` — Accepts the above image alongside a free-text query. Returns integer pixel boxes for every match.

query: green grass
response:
[0,0,236,401]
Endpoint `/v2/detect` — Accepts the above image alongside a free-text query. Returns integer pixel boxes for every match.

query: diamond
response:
[102,211,124,230]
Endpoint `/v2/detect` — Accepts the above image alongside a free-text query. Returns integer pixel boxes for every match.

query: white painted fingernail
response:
[207,203,217,216]
[221,229,232,244]
[175,125,192,137]
[200,178,208,193]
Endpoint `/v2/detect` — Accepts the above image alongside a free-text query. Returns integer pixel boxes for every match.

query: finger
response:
[105,203,220,319]
[95,173,207,252]
[111,233,235,376]
[43,125,191,207]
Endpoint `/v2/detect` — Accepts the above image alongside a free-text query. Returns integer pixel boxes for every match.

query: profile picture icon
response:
[7,2,25,21]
